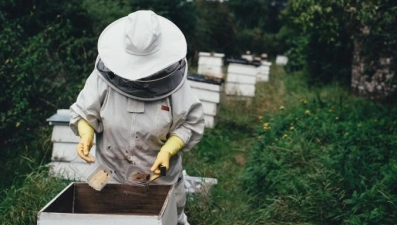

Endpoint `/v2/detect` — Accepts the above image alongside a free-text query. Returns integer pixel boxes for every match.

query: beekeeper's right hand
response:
[77,119,95,163]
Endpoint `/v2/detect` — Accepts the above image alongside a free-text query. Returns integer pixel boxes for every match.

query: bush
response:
[0,0,98,190]
[242,95,397,224]
[280,0,397,88]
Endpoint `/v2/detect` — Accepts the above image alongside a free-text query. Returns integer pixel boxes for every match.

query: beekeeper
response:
[69,10,205,225]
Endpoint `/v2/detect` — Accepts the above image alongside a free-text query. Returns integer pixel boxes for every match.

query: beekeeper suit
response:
[69,10,205,225]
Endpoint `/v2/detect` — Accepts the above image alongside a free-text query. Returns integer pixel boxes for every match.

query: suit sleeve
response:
[170,81,205,152]
[69,70,108,136]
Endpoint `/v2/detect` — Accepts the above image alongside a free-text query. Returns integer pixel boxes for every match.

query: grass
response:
[1,64,396,224]
[183,64,306,224]
[0,167,69,225]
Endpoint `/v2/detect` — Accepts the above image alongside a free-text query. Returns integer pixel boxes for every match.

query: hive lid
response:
[187,73,223,85]
[226,58,261,67]
[46,109,71,125]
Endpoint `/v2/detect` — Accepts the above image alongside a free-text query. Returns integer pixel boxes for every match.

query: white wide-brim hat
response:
[98,10,187,81]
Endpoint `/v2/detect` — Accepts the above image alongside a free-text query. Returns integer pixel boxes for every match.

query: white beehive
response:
[257,61,272,82]
[37,182,177,225]
[225,63,257,97]
[197,52,225,79]
[241,52,253,62]
[46,109,96,181]
[276,55,288,66]
[187,74,223,128]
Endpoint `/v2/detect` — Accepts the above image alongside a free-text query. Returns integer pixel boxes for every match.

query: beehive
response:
[197,52,225,79]
[187,73,223,128]
[37,183,177,225]
[225,62,257,97]
[46,109,97,181]
[276,55,288,65]
[257,61,272,82]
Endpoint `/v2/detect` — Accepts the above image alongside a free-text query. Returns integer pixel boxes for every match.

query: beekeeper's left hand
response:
[76,119,95,163]
[150,135,184,174]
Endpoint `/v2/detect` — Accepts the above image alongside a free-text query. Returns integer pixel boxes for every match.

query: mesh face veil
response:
[97,58,186,100]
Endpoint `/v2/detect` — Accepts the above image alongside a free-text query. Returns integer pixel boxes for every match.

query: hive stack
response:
[188,52,225,128]
[187,74,223,129]
[46,109,96,181]
[257,60,272,82]
[197,52,225,79]
[276,55,288,66]
[225,59,259,97]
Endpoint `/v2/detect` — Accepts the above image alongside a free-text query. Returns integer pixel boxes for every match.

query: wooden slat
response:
[257,71,270,75]
[225,83,256,97]
[227,72,257,85]
[201,101,218,116]
[51,125,96,144]
[204,115,216,128]
[188,80,223,92]
[197,66,223,77]
[52,125,80,143]
[257,66,270,73]
[198,52,225,58]
[227,63,257,76]
[257,74,269,82]
[190,87,221,103]
[276,55,288,65]
[261,61,272,66]
[198,56,223,67]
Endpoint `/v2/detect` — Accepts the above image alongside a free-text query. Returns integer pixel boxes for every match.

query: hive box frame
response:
[37,182,177,225]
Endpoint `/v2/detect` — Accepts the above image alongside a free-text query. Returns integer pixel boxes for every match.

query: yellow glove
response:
[150,135,184,174]
[76,119,95,163]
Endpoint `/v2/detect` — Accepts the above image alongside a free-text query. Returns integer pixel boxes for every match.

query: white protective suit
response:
[69,58,205,224]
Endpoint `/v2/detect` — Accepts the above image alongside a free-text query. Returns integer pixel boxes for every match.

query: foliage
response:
[280,0,353,85]
[242,86,397,224]
[279,0,397,87]
[0,0,97,190]
[347,0,397,76]
[192,1,237,58]
[228,0,288,57]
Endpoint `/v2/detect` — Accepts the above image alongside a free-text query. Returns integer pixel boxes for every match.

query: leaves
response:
[242,92,397,224]
[280,0,397,88]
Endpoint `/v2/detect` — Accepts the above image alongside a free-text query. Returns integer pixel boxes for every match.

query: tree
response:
[0,0,97,189]
[280,0,397,101]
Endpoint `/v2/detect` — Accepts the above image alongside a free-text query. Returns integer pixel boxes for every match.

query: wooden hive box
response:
[37,182,177,225]
[47,109,97,181]
[276,55,288,65]
[225,63,257,97]
[257,61,272,82]
[197,52,225,79]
